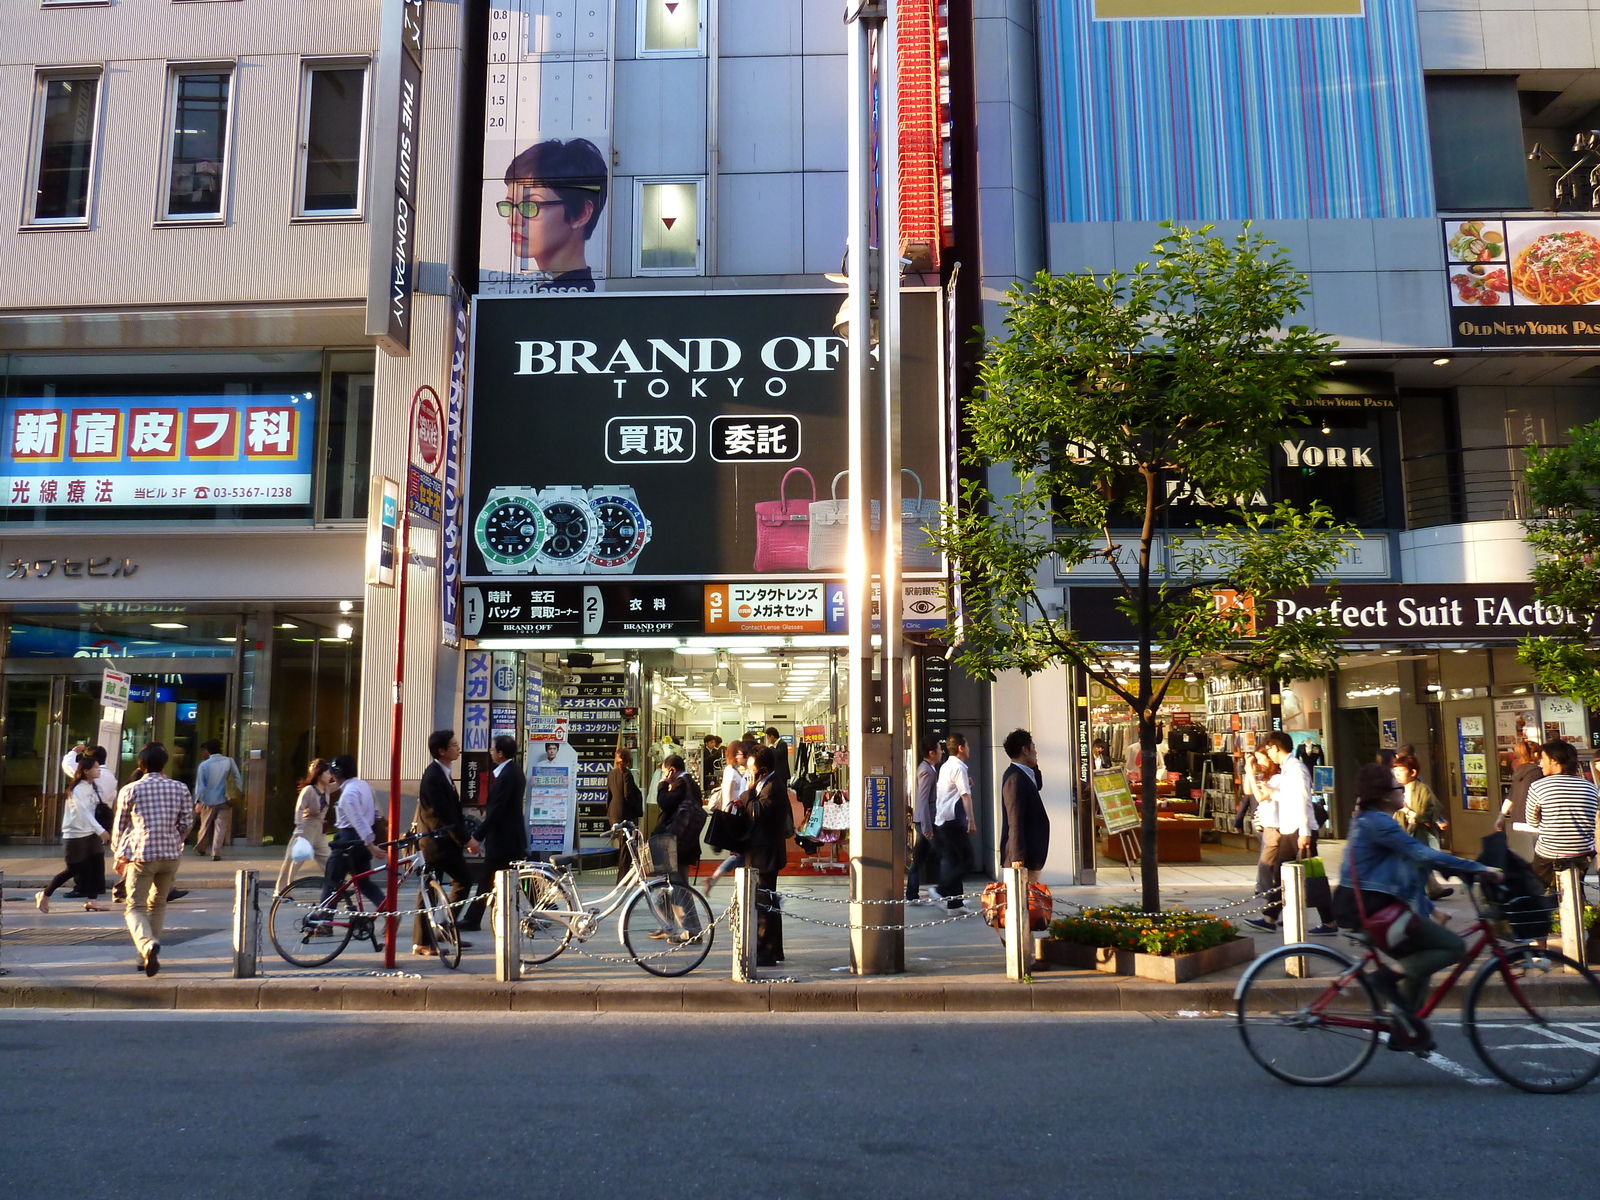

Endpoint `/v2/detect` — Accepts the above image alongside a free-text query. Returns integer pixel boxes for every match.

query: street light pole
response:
[846,0,905,974]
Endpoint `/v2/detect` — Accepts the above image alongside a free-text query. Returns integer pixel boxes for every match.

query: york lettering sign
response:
[1278,439,1375,468]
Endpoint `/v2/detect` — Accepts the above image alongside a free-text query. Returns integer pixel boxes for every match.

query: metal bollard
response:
[1004,866,1029,981]
[0,869,7,977]
[732,867,755,983]
[494,870,521,982]
[1557,867,1587,974]
[231,869,259,979]
[1281,861,1307,978]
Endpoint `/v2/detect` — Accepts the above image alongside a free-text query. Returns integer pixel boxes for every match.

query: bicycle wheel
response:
[1463,946,1600,1093]
[1235,943,1380,1086]
[424,878,462,970]
[267,877,354,968]
[621,881,715,978]
[501,870,573,966]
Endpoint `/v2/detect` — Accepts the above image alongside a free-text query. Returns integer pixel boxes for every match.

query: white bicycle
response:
[495,822,716,977]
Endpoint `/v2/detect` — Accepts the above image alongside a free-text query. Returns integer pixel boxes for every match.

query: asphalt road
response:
[0,1010,1593,1200]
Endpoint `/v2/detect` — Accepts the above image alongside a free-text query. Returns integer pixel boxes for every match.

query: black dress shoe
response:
[756,956,780,967]
[166,889,189,901]
[457,940,473,950]
[144,945,161,977]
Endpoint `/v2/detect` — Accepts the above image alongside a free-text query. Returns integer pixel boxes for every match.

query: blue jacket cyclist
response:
[1336,763,1501,1053]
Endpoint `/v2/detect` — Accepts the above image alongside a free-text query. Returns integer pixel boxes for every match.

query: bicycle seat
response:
[550,854,579,869]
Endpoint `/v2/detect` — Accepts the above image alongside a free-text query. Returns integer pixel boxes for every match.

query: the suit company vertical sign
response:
[366,0,425,356]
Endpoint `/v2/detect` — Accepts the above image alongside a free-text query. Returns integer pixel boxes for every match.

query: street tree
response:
[933,224,1355,911]
[1518,421,1600,705]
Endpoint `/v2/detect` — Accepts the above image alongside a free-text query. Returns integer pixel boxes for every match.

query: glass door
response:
[0,675,101,841]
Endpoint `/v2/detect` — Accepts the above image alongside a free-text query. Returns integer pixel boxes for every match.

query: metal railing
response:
[1401,445,1532,530]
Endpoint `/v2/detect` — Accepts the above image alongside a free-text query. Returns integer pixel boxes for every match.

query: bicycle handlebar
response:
[374,828,451,850]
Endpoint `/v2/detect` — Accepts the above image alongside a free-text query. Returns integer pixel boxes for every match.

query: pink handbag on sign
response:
[753,467,816,571]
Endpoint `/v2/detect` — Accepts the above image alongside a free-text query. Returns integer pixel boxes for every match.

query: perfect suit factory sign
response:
[463,291,946,581]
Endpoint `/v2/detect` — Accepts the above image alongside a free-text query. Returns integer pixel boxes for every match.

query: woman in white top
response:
[704,741,751,895]
[37,755,112,912]
[275,758,337,893]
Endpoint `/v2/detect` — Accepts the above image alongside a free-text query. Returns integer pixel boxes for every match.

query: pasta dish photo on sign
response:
[1444,217,1600,346]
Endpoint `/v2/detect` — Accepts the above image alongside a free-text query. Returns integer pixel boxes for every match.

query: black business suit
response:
[999,762,1050,878]
[607,765,643,881]
[460,758,528,931]
[413,759,473,949]
[741,773,788,964]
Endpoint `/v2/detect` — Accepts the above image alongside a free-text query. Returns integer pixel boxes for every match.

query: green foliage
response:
[1047,906,1238,957]
[933,223,1356,911]
[1549,903,1599,936]
[1520,423,1600,707]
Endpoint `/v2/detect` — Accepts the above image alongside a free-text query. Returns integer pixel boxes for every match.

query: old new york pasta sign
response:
[1445,218,1600,346]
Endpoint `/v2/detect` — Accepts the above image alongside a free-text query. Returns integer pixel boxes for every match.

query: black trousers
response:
[907,827,938,899]
[932,821,970,909]
[322,834,385,907]
[756,869,784,963]
[414,840,474,947]
[460,851,517,931]
[46,835,105,899]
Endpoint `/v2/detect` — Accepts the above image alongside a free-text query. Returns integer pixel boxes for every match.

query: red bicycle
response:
[1235,878,1600,1093]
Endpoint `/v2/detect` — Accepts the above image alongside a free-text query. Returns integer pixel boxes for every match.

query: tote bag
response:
[753,467,816,572]
[808,472,883,571]
[900,469,942,570]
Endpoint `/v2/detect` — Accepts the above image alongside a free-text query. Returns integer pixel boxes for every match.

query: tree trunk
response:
[1138,714,1160,912]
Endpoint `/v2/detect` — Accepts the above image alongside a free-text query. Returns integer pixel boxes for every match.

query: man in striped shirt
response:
[113,743,193,977]
[1526,739,1598,893]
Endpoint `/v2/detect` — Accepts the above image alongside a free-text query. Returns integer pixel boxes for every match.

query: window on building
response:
[634,178,703,275]
[638,0,704,56]
[159,68,233,222]
[295,63,368,218]
[25,73,101,226]
[321,350,375,521]
[1427,76,1527,211]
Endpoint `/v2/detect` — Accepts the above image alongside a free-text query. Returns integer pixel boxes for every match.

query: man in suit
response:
[606,748,644,882]
[1000,728,1050,886]
[413,729,474,956]
[740,745,788,966]
[460,735,528,932]
[764,726,790,796]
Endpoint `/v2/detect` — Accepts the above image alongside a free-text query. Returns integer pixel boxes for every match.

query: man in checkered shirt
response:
[113,743,193,976]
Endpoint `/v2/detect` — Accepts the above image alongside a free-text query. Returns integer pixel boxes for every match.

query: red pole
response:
[384,388,423,968]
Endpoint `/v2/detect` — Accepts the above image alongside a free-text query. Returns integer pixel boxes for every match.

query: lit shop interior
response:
[1083,643,1576,870]
[477,641,853,876]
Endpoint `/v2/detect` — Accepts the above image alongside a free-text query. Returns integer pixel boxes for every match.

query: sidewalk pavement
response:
[4,844,1588,1014]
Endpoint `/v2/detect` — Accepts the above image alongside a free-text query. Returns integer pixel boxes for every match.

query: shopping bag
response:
[288,834,313,863]
[900,469,942,570]
[1300,856,1327,879]
[807,472,881,571]
[981,881,1054,931]
[753,467,816,571]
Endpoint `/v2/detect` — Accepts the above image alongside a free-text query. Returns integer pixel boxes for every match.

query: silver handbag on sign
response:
[900,469,942,570]
[807,471,880,571]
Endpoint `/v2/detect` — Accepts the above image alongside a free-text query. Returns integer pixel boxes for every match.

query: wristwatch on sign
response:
[474,486,547,575]
[585,486,652,573]
[533,485,599,575]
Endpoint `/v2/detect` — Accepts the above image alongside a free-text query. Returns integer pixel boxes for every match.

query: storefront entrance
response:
[0,667,232,841]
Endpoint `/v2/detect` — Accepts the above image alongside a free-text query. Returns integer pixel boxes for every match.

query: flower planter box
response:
[1037,934,1257,983]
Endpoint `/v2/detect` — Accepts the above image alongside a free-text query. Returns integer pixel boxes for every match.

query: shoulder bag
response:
[753,467,816,572]
[1346,843,1420,954]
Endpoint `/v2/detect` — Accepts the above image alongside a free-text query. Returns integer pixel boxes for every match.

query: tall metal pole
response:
[384,391,422,969]
[846,0,905,974]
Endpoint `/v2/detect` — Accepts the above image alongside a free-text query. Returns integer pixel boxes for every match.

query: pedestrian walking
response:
[1524,739,1599,897]
[704,740,749,895]
[764,726,791,795]
[907,738,941,900]
[412,731,475,957]
[1496,740,1543,862]
[460,736,528,932]
[275,758,335,893]
[111,743,192,976]
[738,745,787,965]
[933,733,976,911]
[999,729,1050,886]
[653,754,705,937]
[606,748,644,882]
[57,743,116,900]
[191,739,242,860]
[37,753,113,913]
[1239,745,1275,829]
[320,754,386,910]
[1246,731,1334,934]
[1392,753,1452,900]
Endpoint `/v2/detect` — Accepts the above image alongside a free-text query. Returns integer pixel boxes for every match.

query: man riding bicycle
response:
[1334,762,1502,1054]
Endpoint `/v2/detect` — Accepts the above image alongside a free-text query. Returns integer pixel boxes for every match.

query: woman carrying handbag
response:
[275,758,335,893]
[37,754,113,913]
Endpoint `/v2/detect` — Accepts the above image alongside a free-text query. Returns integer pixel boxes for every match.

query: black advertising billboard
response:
[463,290,946,582]
[1444,217,1600,347]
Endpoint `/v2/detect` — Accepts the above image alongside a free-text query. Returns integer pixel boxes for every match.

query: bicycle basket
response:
[1501,893,1556,940]
[641,834,678,878]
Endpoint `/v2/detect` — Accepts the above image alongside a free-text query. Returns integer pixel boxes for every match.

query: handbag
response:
[808,472,882,571]
[900,468,942,570]
[753,467,816,571]
[980,881,1054,931]
[798,800,824,839]
[705,807,749,852]
[288,834,314,863]
[1348,847,1420,954]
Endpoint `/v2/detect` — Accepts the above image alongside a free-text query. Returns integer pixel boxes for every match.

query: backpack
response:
[783,788,801,840]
